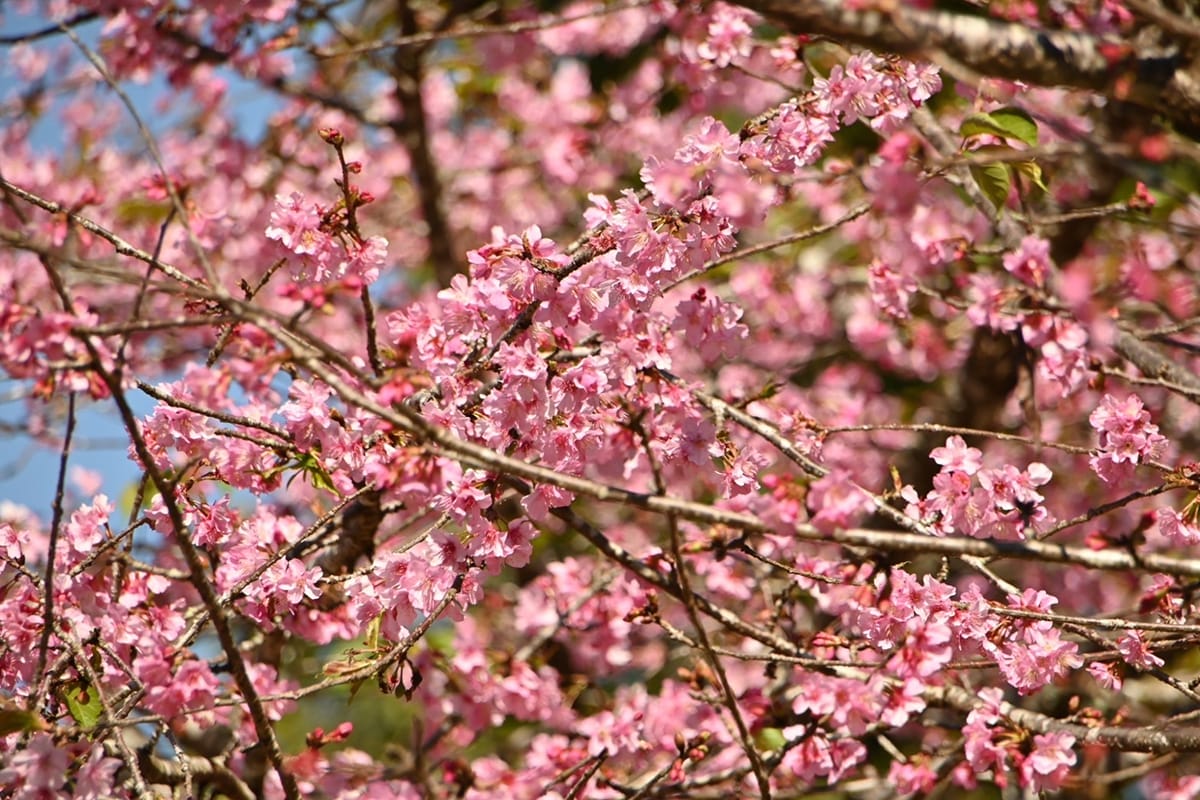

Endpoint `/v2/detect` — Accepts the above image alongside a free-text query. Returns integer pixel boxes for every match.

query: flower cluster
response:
[902,436,1053,539]
[266,191,389,286]
[0,299,115,399]
[961,688,1077,792]
[1089,393,1168,483]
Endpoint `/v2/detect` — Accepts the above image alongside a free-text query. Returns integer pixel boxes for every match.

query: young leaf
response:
[970,162,1013,209]
[59,680,104,731]
[961,107,1039,147]
[294,452,336,493]
[988,107,1039,147]
[0,705,48,736]
[1014,160,1049,194]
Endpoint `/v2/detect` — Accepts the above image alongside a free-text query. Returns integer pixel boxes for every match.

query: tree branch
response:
[734,0,1200,136]
[1114,329,1200,403]
[933,684,1200,754]
[392,0,458,287]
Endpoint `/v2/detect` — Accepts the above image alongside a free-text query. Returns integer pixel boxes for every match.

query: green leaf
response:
[990,107,1038,147]
[271,452,337,494]
[295,452,336,493]
[1014,160,1048,194]
[970,162,1013,209]
[0,706,47,736]
[960,107,1038,147]
[59,680,104,731]
[364,614,381,651]
[757,727,787,751]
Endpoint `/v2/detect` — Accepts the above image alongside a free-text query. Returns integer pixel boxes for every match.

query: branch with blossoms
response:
[735,0,1200,136]
[8,2,1200,799]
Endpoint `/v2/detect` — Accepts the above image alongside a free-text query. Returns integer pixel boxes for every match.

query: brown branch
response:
[822,422,1092,455]
[137,748,256,800]
[59,24,223,289]
[667,201,872,290]
[0,11,98,45]
[78,315,239,337]
[562,753,608,800]
[86,363,300,799]
[1114,329,1200,403]
[280,346,1200,583]
[176,487,377,648]
[562,508,1200,758]
[55,628,154,800]
[0,179,208,291]
[312,488,385,611]
[932,684,1200,754]
[361,286,385,376]
[562,503,1200,757]
[392,0,458,288]
[633,419,771,800]
[134,380,292,441]
[31,394,75,705]
[1125,0,1200,43]
[263,575,461,701]
[548,503,802,658]
[314,0,654,58]
[28,243,295,794]
[733,0,1200,136]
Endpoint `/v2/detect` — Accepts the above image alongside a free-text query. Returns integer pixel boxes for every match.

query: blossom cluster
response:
[903,436,1053,539]
[266,191,389,286]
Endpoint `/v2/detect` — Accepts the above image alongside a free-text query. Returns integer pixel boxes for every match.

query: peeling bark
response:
[735,0,1200,136]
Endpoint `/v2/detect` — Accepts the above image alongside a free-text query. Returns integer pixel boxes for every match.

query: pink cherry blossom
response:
[1003,235,1054,288]
[0,734,69,800]
[1089,393,1168,484]
[1021,731,1077,791]
[1117,630,1165,670]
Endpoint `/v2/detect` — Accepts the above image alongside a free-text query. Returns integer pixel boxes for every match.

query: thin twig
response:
[632,417,772,800]
[0,11,98,44]
[562,753,608,800]
[31,393,76,706]
[670,202,872,289]
[361,286,384,376]
[285,349,1200,581]
[314,0,655,58]
[58,24,222,291]
[86,358,301,799]
[0,179,207,290]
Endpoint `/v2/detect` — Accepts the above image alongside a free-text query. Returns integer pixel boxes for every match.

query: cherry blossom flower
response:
[0,734,69,800]
[695,5,754,67]
[1156,507,1200,546]
[266,192,323,254]
[1088,661,1123,690]
[1003,235,1054,288]
[867,261,918,319]
[930,435,983,475]
[1117,630,1164,670]
[1089,393,1168,484]
[1021,731,1077,791]
[5,2,1197,796]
